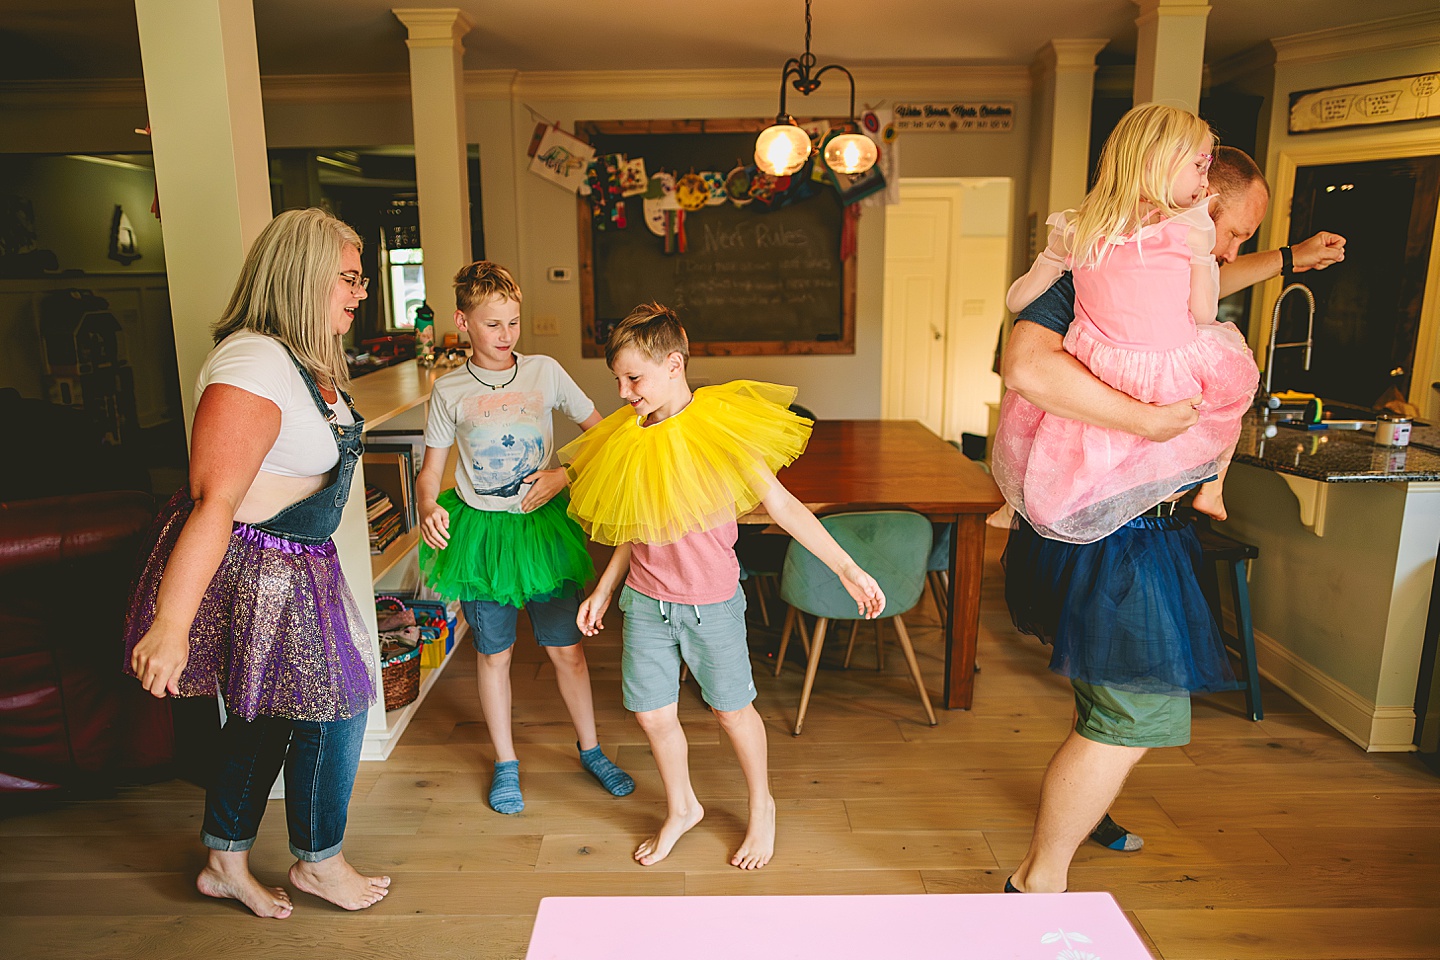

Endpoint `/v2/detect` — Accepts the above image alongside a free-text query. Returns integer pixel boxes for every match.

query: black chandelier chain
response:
[776,0,857,121]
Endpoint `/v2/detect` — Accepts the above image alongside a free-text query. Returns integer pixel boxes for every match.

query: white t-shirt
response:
[196,330,354,479]
[425,353,595,513]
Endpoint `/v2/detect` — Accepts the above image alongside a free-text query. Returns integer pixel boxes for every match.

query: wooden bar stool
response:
[1191,519,1264,721]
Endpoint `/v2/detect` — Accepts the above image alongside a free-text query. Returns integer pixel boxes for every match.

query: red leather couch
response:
[0,492,174,792]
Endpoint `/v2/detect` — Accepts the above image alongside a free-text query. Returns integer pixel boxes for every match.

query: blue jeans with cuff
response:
[201,710,367,862]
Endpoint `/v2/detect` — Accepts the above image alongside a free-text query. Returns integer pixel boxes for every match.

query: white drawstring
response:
[656,600,702,624]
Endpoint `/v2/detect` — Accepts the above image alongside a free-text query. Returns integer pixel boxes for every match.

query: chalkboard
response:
[576,119,856,357]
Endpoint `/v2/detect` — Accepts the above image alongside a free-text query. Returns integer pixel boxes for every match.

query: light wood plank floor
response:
[4,530,1439,959]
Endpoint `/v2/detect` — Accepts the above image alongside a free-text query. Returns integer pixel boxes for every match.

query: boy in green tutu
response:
[416,261,632,814]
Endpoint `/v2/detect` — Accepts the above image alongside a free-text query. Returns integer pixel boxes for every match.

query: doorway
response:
[881,178,1011,443]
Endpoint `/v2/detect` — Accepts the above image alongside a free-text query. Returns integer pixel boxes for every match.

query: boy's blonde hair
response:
[212,207,359,388]
[454,260,522,313]
[1063,103,1215,268]
[605,302,690,368]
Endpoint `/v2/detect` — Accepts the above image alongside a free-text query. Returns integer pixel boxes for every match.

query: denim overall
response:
[203,350,373,863]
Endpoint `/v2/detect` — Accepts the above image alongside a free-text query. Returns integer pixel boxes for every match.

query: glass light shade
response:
[823,132,878,175]
[754,122,812,176]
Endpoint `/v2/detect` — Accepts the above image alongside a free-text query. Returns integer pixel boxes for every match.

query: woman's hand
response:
[839,562,887,620]
[577,589,612,636]
[130,624,190,697]
[520,467,569,513]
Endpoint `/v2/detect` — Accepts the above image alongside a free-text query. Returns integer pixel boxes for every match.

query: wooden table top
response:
[773,420,1003,517]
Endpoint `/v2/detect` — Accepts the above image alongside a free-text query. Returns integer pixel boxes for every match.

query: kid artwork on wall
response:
[528,123,596,192]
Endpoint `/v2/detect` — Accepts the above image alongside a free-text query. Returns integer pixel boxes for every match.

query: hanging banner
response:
[1289,73,1440,133]
[895,102,1014,132]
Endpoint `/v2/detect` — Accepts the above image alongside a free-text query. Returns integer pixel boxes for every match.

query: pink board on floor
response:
[524,892,1154,960]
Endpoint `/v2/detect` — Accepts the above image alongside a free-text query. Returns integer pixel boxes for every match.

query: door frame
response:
[1259,142,1440,417]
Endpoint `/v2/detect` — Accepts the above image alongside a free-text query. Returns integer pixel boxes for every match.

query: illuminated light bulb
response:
[755,122,812,176]
[823,131,878,175]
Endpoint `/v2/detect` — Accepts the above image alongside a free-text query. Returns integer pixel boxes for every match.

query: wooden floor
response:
[4,528,1439,960]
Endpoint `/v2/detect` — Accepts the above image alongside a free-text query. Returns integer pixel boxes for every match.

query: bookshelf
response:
[329,358,466,760]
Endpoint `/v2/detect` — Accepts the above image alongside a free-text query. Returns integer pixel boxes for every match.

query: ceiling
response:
[0,0,1434,82]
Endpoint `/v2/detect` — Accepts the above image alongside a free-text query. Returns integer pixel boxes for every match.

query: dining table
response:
[745,419,1004,710]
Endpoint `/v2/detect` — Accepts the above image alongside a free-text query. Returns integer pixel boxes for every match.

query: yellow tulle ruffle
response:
[560,380,812,546]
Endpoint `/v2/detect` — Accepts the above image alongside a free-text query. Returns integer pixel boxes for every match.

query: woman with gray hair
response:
[126,207,389,917]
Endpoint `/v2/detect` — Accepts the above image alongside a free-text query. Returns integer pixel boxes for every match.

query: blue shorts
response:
[461,589,583,656]
[618,584,756,713]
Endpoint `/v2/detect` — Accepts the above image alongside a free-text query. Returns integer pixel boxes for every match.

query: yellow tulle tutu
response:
[560,380,812,546]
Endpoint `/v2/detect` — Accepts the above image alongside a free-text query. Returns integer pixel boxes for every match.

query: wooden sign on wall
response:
[1289,73,1440,133]
[895,103,1015,132]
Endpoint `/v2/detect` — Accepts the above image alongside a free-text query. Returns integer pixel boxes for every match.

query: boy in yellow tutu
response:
[566,303,885,869]
[416,261,633,815]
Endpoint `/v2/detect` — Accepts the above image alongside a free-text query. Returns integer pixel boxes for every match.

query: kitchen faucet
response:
[1263,282,1316,402]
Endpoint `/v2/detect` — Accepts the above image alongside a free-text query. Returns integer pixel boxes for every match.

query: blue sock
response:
[578,743,634,797]
[489,760,524,815]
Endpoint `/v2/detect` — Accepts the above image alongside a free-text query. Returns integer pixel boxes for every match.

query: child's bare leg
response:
[476,646,517,761]
[196,848,293,918]
[713,703,776,870]
[632,702,704,865]
[546,642,599,750]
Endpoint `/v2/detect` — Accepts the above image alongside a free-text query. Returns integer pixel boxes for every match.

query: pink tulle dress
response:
[993,205,1260,543]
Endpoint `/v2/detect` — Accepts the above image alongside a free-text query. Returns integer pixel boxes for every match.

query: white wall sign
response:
[895,102,1014,132]
[1289,73,1440,133]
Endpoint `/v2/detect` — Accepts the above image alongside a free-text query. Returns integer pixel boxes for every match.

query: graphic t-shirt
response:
[425,353,595,512]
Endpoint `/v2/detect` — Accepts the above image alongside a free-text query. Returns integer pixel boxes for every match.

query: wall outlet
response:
[533,314,560,336]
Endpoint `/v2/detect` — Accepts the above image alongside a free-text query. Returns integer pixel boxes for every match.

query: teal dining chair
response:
[776,511,938,735]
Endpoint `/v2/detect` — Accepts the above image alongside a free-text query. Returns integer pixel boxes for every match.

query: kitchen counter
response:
[1235,409,1440,482]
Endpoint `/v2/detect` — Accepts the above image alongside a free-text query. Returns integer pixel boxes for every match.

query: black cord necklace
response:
[466,358,519,390]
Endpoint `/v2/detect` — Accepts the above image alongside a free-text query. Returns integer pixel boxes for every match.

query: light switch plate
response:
[533,314,559,336]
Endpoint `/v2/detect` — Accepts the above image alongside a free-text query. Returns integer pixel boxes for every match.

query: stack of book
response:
[366,484,404,555]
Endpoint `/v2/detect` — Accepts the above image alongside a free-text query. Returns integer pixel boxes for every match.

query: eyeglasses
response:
[1196,152,1215,173]
[339,271,370,292]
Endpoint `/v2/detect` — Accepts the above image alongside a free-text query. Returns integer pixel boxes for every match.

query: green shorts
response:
[619,584,756,713]
[1072,679,1191,748]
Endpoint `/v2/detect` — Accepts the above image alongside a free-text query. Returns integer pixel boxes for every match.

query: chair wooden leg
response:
[794,618,830,736]
[680,662,690,683]
[1227,559,1264,721]
[798,613,812,657]
[775,606,796,677]
[843,619,860,668]
[754,575,771,627]
[891,616,937,726]
[927,572,946,620]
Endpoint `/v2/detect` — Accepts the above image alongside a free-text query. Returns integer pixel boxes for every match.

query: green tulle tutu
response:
[419,490,595,607]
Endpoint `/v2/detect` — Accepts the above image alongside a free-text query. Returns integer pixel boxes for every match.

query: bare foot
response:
[289,852,391,910]
[730,795,776,870]
[196,855,293,918]
[1192,485,1227,521]
[634,803,705,866]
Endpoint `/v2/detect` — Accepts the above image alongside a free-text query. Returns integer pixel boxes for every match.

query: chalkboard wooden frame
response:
[575,118,857,358]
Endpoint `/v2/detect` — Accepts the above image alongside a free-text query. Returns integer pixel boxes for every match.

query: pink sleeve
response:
[1178,202,1219,325]
[1006,213,1072,314]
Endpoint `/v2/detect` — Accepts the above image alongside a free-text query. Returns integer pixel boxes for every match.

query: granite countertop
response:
[1234,409,1440,482]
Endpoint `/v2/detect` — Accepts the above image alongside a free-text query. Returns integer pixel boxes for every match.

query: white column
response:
[1132,0,1211,112]
[1028,40,1109,225]
[134,0,272,434]
[393,7,473,341]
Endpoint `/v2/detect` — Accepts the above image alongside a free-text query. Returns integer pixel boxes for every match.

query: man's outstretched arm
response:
[1218,231,1346,298]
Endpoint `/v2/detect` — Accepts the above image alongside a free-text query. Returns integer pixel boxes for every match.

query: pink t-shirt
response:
[627,520,740,605]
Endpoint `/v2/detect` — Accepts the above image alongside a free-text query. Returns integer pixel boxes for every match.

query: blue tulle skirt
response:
[1003,514,1237,695]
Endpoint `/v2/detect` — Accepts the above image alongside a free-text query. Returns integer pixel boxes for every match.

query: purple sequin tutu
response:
[124,491,376,722]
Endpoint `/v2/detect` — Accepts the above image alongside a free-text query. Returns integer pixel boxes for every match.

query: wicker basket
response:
[379,638,422,711]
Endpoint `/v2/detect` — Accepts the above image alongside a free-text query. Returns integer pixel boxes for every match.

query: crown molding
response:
[0,64,1032,112]
[1271,11,1440,65]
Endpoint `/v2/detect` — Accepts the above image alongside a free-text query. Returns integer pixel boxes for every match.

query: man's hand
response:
[1292,232,1345,273]
[1138,395,1203,443]
[520,467,568,513]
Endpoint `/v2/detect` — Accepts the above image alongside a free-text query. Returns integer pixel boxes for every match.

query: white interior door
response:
[882,179,1011,443]
[881,192,953,436]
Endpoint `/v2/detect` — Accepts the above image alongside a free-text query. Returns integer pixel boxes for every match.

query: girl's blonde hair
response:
[454,260,523,313]
[1063,103,1215,268]
[212,207,361,388]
